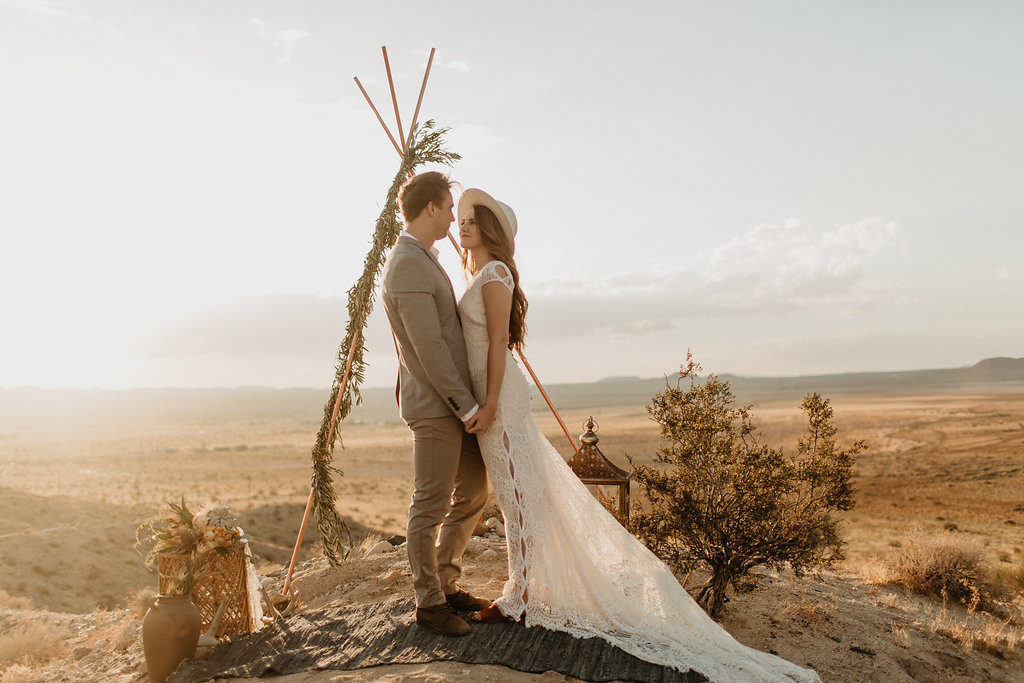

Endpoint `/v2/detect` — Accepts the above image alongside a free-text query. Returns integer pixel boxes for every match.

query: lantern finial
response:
[580,417,599,445]
[568,414,631,521]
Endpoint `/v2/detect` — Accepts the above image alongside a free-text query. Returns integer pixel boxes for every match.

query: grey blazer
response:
[381,234,478,420]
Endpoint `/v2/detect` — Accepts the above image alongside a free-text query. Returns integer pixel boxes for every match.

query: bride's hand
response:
[466,404,496,433]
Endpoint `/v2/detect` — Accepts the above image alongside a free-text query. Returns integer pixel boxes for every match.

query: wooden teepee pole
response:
[283,329,360,596]
[406,48,435,150]
[514,348,611,505]
[382,46,405,148]
[384,48,457,252]
[353,76,403,157]
[515,349,578,453]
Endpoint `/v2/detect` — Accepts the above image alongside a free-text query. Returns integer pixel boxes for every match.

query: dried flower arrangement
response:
[137,497,250,596]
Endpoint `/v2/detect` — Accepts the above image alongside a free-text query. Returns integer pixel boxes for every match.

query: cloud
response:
[250,16,270,36]
[996,267,1010,279]
[701,216,901,309]
[528,217,904,338]
[141,217,901,366]
[2,0,124,36]
[446,60,470,73]
[250,16,309,66]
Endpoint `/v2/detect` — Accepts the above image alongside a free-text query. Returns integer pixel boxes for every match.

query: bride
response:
[455,188,821,683]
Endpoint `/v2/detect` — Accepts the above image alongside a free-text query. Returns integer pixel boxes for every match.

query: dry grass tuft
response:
[356,531,383,554]
[126,586,156,619]
[860,560,889,586]
[931,602,1023,656]
[0,589,33,611]
[0,618,72,673]
[994,563,1024,596]
[0,664,38,683]
[876,591,906,611]
[770,596,832,626]
[890,619,912,648]
[884,531,987,605]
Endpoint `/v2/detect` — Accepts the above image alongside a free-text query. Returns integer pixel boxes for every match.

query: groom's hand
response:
[464,412,482,432]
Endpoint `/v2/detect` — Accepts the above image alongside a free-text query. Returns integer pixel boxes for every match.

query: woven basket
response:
[158,551,255,637]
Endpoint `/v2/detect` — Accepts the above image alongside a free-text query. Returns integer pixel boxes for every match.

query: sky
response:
[1,1,1021,390]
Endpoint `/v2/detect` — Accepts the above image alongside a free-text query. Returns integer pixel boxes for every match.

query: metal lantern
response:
[567,416,631,519]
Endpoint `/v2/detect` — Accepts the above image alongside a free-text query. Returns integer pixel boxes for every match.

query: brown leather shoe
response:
[415,602,471,637]
[445,589,491,612]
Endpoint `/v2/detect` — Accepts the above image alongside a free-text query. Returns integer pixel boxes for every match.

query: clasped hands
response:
[464,404,497,434]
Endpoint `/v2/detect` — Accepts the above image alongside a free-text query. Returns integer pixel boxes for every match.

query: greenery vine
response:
[311,120,460,566]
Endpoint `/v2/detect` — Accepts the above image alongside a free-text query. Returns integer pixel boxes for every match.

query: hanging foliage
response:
[311,120,460,566]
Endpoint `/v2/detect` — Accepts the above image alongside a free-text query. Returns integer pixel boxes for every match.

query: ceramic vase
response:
[142,594,201,682]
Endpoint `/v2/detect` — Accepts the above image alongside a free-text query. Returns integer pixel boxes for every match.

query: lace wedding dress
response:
[458,260,821,683]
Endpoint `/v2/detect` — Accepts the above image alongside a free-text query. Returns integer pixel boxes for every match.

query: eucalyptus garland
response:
[311,120,461,566]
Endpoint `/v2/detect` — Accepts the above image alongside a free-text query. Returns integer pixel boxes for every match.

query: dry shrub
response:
[885,531,986,605]
[932,603,1022,656]
[0,618,72,672]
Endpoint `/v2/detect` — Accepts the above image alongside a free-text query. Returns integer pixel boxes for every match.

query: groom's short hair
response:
[398,171,452,222]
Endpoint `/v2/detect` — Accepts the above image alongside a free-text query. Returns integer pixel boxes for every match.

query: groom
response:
[381,171,492,637]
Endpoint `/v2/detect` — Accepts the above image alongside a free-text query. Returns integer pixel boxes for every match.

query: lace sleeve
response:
[479,261,515,293]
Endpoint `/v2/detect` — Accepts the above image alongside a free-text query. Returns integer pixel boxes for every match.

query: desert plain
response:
[1,363,1023,680]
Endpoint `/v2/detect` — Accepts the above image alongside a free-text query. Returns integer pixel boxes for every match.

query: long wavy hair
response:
[461,204,528,351]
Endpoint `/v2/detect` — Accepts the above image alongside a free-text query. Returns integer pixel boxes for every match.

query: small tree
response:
[627,352,863,617]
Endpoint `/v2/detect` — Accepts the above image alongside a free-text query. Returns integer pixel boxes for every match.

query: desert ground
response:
[1,379,1023,680]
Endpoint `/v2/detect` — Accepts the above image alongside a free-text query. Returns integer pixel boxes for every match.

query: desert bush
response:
[0,619,71,672]
[885,531,987,605]
[627,352,862,617]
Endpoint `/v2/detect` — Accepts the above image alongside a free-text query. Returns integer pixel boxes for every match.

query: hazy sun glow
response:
[2,1,1021,388]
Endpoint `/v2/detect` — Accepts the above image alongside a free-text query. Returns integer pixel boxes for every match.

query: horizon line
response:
[2,356,1019,393]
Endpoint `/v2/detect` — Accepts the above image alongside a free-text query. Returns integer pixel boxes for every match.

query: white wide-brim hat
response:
[458,188,518,254]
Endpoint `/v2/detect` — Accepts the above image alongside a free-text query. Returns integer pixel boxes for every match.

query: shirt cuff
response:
[461,404,479,422]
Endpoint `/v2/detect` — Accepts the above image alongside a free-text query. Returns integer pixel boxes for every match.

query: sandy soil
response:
[4,535,1022,682]
[1,388,1023,679]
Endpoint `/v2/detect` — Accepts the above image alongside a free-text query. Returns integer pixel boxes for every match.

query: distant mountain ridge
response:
[524,356,1024,413]
[1,358,1021,425]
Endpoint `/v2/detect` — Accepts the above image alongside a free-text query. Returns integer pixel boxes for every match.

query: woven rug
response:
[170,596,705,682]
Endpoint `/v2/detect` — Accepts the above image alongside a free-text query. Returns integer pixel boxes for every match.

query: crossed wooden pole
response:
[283,47,589,596]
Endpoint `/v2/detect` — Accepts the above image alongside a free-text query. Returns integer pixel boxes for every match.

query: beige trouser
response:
[405,415,488,608]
